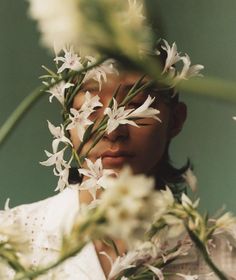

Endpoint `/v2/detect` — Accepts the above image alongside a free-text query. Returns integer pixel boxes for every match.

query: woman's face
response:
[70,72,186,177]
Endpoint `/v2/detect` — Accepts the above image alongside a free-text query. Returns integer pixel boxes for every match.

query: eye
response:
[126,102,142,109]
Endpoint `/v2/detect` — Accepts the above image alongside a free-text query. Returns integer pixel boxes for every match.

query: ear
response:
[168,102,187,139]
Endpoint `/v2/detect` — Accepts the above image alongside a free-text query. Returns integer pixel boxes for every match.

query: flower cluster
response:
[38,40,203,194]
[1,167,236,279]
[27,0,148,54]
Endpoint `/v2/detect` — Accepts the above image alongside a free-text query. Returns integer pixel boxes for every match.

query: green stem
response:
[0,56,107,147]
[15,243,86,280]
[0,86,44,146]
[187,228,228,280]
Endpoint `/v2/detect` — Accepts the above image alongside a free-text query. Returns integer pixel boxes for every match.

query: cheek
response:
[129,110,170,173]
[70,128,80,150]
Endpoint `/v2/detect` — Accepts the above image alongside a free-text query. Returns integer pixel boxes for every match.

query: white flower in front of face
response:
[54,46,83,73]
[40,148,66,170]
[128,95,161,122]
[104,95,161,134]
[45,79,74,105]
[100,167,155,242]
[53,164,70,192]
[78,158,115,200]
[161,39,181,73]
[66,108,93,141]
[104,98,138,134]
[83,57,118,91]
[176,54,204,81]
[47,121,72,153]
[80,91,103,113]
[176,273,199,280]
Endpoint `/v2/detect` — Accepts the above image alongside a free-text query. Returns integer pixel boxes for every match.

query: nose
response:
[103,124,129,142]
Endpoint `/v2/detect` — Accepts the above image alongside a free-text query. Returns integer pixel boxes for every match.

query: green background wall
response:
[1,0,236,214]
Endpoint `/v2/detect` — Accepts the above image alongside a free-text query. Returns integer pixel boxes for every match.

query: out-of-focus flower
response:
[27,0,81,50]
[181,193,200,211]
[0,215,29,255]
[47,121,72,153]
[54,46,83,73]
[45,80,74,105]
[66,108,93,141]
[182,168,198,192]
[215,212,236,229]
[83,57,118,91]
[99,167,156,244]
[162,214,185,239]
[78,158,115,200]
[124,0,145,26]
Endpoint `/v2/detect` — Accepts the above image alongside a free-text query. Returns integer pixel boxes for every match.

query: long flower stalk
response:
[0,57,107,147]
[187,227,228,280]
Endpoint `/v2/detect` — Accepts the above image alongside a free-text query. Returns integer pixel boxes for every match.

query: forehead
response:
[73,72,150,104]
[73,71,175,107]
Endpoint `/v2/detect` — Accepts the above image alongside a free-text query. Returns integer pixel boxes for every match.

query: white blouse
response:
[1,188,236,280]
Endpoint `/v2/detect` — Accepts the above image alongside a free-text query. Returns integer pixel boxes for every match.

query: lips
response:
[101,150,134,166]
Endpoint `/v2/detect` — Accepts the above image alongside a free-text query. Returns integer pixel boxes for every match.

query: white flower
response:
[104,96,160,134]
[104,98,138,134]
[83,57,118,91]
[0,213,30,255]
[146,265,164,280]
[54,46,83,73]
[78,158,115,200]
[125,0,145,26]
[153,187,175,220]
[128,95,161,121]
[28,0,81,50]
[45,80,74,105]
[163,214,185,239]
[100,167,156,243]
[80,91,103,113]
[53,164,70,192]
[66,108,93,141]
[40,148,66,170]
[161,40,182,73]
[47,121,72,153]
[177,273,199,280]
[182,168,197,192]
[215,212,236,229]
[4,198,10,210]
[176,54,204,81]
[181,193,200,211]
[108,251,138,279]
